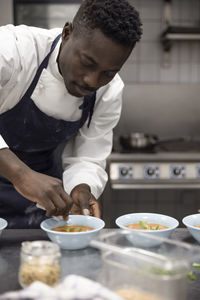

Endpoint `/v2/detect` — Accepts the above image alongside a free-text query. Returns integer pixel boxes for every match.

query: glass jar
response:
[18,240,61,288]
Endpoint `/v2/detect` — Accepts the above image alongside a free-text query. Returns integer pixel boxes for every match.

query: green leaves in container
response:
[188,263,200,281]
[151,267,175,276]
[188,271,197,281]
[193,263,200,270]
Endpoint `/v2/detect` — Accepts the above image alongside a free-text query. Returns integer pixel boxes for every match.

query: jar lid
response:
[21,240,61,257]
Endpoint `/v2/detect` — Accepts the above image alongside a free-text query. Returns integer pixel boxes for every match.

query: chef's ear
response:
[62,22,73,41]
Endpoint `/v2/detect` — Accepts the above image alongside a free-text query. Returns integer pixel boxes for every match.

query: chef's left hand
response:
[70,184,101,218]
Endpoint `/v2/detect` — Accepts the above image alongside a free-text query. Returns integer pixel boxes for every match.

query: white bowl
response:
[116,213,179,247]
[182,214,200,243]
[0,218,8,236]
[41,215,105,250]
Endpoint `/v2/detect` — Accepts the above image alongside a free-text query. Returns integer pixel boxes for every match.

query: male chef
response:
[0,0,142,227]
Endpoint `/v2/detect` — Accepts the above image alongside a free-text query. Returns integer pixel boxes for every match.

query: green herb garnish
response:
[69,227,75,232]
[139,220,148,229]
[78,227,82,232]
[149,225,159,230]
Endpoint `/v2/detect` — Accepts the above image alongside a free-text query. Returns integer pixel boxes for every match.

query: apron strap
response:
[87,91,96,128]
[23,34,62,99]
[79,91,97,128]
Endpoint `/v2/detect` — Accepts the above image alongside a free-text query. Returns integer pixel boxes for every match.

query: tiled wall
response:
[119,0,200,83]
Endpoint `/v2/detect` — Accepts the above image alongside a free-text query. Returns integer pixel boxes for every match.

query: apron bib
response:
[0,34,96,228]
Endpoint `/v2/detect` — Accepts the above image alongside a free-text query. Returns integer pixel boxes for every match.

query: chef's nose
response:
[83,71,99,90]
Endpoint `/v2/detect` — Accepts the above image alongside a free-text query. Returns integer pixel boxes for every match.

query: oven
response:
[101,138,200,227]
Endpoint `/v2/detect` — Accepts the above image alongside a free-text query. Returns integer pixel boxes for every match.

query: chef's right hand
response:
[13,169,72,218]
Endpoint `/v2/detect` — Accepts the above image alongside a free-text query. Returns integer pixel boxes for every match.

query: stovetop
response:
[109,140,200,187]
[113,137,200,155]
[109,152,200,162]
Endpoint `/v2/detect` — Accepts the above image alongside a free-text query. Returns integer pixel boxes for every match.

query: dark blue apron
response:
[0,34,96,228]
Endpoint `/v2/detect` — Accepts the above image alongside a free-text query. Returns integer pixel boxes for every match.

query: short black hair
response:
[72,0,142,48]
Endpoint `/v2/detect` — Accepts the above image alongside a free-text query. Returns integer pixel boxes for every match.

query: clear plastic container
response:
[18,240,61,288]
[91,230,200,300]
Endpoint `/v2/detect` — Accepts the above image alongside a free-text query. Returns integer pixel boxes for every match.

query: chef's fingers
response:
[89,199,101,218]
[70,203,81,215]
[79,192,91,216]
[50,196,70,216]
[59,189,73,218]
[41,197,57,217]
[41,189,72,217]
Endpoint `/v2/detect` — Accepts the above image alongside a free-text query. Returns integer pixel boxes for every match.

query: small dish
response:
[182,214,200,243]
[0,218,8,236]
[41,215,105,250]
[116,212,179,247]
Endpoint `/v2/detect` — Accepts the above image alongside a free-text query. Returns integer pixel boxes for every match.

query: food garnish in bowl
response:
[52,225,93,232]
[126,220,168,230]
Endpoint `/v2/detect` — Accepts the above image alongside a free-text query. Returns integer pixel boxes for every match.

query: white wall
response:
[114,0,200,140]
[120,0,200,84]
[0,0,13,26]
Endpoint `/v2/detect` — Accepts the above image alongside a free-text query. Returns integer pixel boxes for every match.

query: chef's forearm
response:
[0,148,30,184]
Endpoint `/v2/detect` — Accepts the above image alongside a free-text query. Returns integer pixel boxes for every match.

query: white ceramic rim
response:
[40,216,105,235]
[0,218,8,230]
[115,212,179,232]
[182,214,200,230]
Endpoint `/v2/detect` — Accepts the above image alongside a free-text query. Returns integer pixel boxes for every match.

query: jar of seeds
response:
[18,240,61,288]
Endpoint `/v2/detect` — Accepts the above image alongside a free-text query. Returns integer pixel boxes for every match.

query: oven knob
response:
[170,165,186,178]
[173,167,181,176]
[118,166,133,179]
[120,168,128,176]
[196,165,200,178]
[147,168,154,176]
[144,165,159,179]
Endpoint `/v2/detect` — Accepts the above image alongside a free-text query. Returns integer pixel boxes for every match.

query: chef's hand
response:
[13,169,72,218]
[70,184,101,218]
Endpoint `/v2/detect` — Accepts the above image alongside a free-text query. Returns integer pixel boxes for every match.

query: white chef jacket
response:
[0,24,124,199]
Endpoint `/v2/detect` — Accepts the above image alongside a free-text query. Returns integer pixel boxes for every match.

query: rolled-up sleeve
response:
[62,74,124,199]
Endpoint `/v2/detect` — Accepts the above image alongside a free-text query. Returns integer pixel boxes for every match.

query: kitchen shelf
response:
[161,25,200,51]
[160,0,200,66]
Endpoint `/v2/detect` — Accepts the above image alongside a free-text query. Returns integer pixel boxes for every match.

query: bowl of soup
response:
[40,215,105,250]
[182,213,200,243]
[0,218,7,236]
[115,213,179,247]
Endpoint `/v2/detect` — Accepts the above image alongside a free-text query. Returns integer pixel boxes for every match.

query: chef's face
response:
[57,23,132,97]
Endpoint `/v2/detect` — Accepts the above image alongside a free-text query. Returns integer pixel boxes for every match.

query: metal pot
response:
[119,132,158,151]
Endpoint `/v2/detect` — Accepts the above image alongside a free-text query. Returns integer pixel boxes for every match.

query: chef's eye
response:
[80,57,93,67]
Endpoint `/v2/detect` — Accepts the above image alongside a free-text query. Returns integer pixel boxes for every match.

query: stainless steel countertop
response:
[108,152,200,161]
[0,228,199,299]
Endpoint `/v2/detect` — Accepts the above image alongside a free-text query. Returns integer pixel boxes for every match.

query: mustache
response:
[76,83,96,93]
